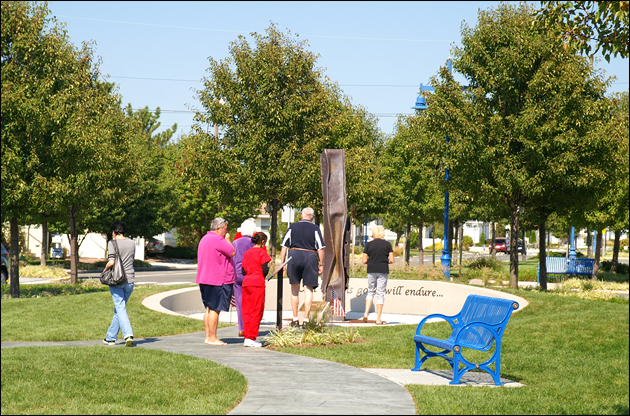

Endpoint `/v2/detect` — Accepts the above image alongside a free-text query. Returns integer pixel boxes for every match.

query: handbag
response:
[100,239,128,286]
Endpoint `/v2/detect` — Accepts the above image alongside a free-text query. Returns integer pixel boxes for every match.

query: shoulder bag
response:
[100,239,128,286]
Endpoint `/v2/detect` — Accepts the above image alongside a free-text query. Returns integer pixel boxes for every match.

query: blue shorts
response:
[286,249,319,289]
[199,283,234,312]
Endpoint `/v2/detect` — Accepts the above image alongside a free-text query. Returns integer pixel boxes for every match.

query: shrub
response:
[409,230,419,249]
[163,246,197,259]
[18,265,68,279]
[464,257,503,271]
[601,261,630,275]
[264,308,362,347]
[424,242,443,251]
[462,235,473,250]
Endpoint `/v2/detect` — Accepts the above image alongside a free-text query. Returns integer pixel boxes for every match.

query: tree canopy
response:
[537,1,629,62]
[423,2,614,288]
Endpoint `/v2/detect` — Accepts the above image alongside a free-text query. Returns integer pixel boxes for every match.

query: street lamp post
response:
[569,226,576,259]
[412,82,451,280]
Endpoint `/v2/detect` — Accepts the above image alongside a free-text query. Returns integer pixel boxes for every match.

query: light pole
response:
[569,226,576,259]
[412,82,451,280]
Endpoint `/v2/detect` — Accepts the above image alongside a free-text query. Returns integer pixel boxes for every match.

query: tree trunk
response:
[611,230,621,273]
[69,206,79,284]
[491,222,496,260]
[269,199,279,259]
[41,220,48,267]
[522,228,527,262]
[448,219,454,267]
[452,221,459,267]
[587,230,593,258]
[432,224,436,265]
[509,206,519,289]
[458,224,464,275]
[417,220,424,271]
[539,222,547,291]
[592,228,603,280]
[404,222,411,268]
[10,216,20,298]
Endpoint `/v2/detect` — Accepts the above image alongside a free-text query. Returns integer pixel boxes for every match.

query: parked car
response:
[508,239,525,254]
[145,238,165,256]
[1,243,10,283]
[50,242,64,259]
[490,238,509,253]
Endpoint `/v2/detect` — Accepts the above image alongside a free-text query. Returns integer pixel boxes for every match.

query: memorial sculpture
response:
[320,149,351,317]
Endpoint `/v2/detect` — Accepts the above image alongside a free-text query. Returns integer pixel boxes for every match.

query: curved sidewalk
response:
[2,324,416,415]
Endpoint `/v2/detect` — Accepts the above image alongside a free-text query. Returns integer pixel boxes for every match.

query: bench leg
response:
[412,342,424,371]
[449,350,504,386]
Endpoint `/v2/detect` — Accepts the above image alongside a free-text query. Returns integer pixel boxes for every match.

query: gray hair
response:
[302,207,314,220]
[210,217,228,231]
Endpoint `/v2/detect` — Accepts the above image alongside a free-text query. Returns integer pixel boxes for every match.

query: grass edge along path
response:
[274,289,629,415]
[1,346,247,415]
[1,284,208,342]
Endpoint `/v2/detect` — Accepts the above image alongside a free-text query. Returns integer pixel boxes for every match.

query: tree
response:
[2,1,136,286]
[384,114,443,268]
[537,1,629,62]
[573,92,629,277]
[423,3,613,288]
[170,130,258,248]
[196,23,379,257]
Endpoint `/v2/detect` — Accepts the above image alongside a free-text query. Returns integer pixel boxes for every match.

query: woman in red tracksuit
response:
[241,232,271,347]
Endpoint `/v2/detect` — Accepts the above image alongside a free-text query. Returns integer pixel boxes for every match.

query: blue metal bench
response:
[537,257,595,282]
[412,294,519,386]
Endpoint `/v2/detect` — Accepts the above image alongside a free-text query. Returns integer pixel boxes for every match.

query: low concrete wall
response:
[143,278,528,317]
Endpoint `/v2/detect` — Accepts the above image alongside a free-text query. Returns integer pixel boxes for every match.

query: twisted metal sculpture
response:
[320,149,351,315]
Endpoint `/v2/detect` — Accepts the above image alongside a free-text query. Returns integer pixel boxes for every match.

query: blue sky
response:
[46,1,629,137]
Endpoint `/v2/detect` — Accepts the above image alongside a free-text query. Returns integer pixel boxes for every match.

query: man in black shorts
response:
[280,207,325,328]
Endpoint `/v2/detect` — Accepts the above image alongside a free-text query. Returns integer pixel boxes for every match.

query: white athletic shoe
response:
[243,338,262,348]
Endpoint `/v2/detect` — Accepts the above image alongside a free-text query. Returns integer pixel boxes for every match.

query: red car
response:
[490,238,508,253]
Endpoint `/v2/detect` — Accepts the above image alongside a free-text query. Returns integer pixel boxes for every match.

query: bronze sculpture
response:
[320,149,351,316]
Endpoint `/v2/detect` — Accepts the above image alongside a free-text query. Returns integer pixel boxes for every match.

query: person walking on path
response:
[361,226,394,325]
[103,220,137,347]
[280,207,325,328]
[197,218,236,345]
[241,232,272,347]
[232,219,257,337]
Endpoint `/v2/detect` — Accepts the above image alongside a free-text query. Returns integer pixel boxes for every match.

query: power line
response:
[58,15,453,43]
[108,75,629,86]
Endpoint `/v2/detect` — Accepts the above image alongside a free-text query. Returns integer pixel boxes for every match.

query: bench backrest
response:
[453,295,519,350]
[568,258,594,274]
[545,257,595,274]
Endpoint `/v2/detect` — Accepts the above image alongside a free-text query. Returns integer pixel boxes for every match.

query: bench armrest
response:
[415,313,457,338]
[453,321,504,350]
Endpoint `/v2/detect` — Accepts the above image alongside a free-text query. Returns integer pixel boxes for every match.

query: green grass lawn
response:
[1,282,245,415]
[2,281,628,414]
[1,346,246,415]
[1,283,206,341]
[273,288,629,415]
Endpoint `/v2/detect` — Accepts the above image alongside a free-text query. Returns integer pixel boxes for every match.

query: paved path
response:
[2,324,417,415]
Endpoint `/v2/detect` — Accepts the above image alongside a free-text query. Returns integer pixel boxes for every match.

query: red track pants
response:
[242,285,265,340]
